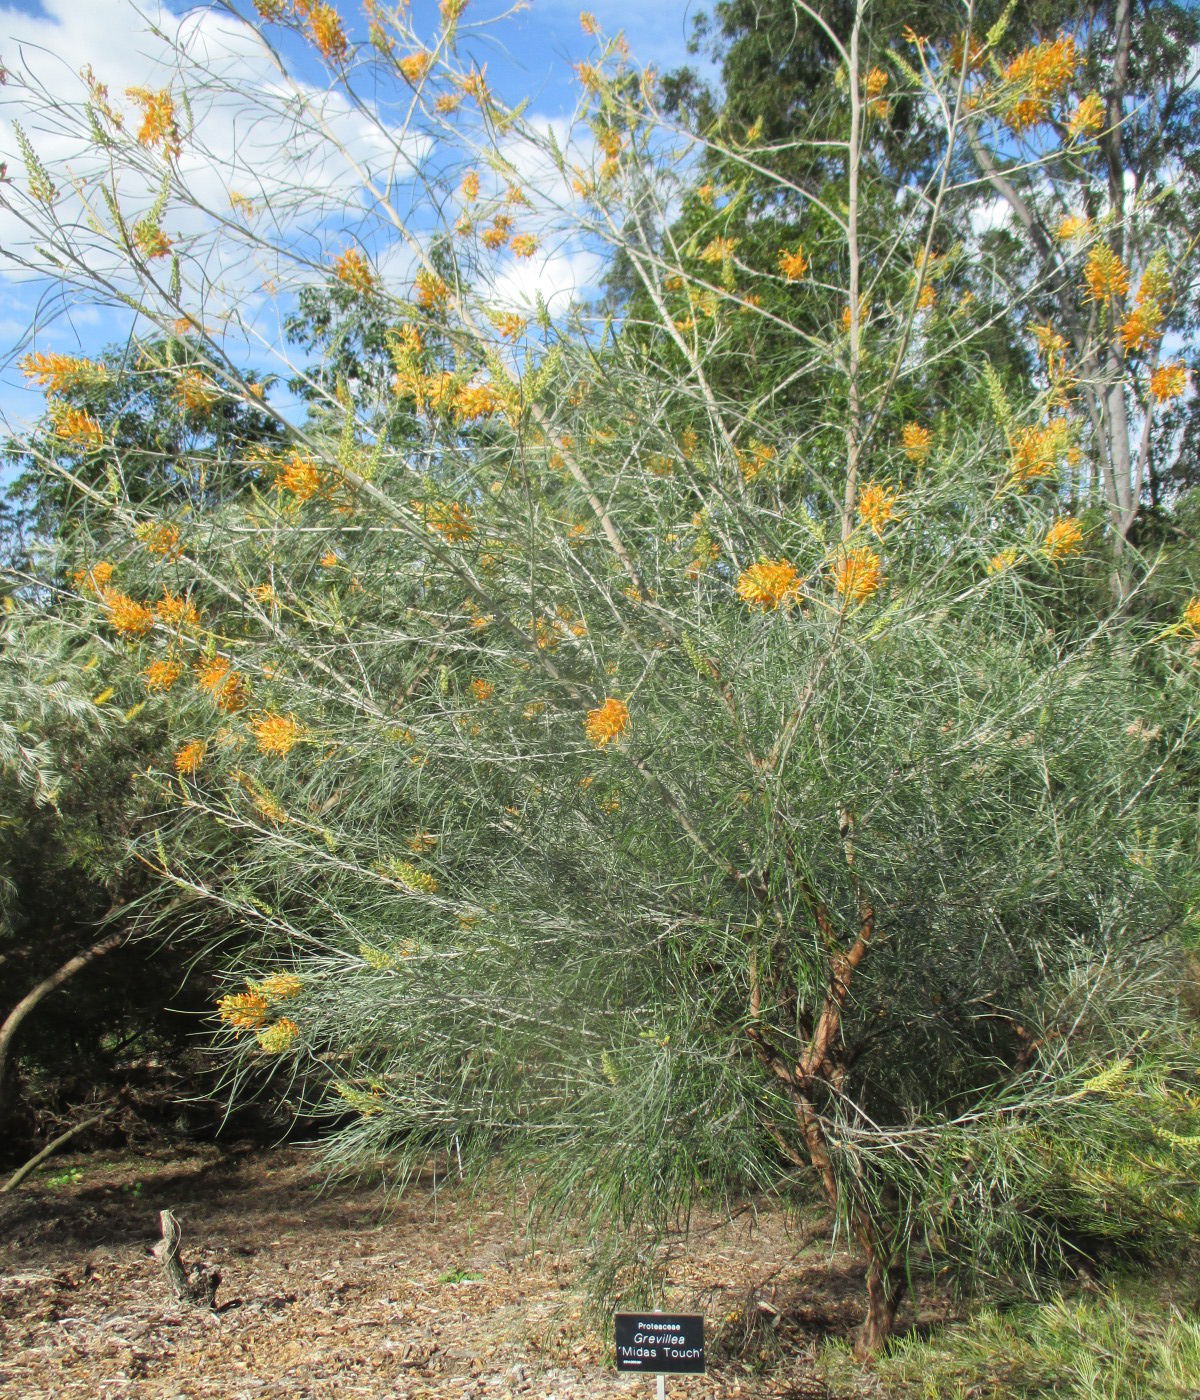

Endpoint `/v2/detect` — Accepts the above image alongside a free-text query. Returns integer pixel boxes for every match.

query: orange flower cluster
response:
[256,1018,300,1052]
[699,236,739,264]
[133,222,172,259]
[103,590,155,637]
[1149,362,1188,402]
[585,697,629,747]
[833,547,884,603]
[305,2,348,63]
[174,739,207,777]
[1056,214,1090,241]
[1043,516,1084,559]
[1082,244,1130,303]
[902,422,932,463]
[19,351,101,394]
[156,591,201,628]
[987,548,1019,575]
[197,656,246,712]
[53,406,104,448]
[259,971,303,1000]
[1009,418,1069,488]
[510,233,539,259]
[176,372,219,415]
[398,50,434,83]
[1067,92,1105,139]
[417,499,473,543]
[1031,323,1070,380]
[73,561,114,593]
[736,559,802,611]
[126,87,181,158]
[470,678,494,702]
[482,215,513,251]
[858,480,902,535]
[453,382,504,422]
[1118,258,1169,353]
[136,520,181,557]
[778,246,808,281]
[736,440,776,482]
[415,269,450,310]
[865,66,890,118]
[491,311,527,341]
[842,298,870,332]
[460,169,481,202]
[253,713,303,756]
[143,658,183,692]
[217,990,270,1029]
[274,451,322,502]
[1001,34,1077,133]
[333,248,376,294]
[1183,597,1200,633]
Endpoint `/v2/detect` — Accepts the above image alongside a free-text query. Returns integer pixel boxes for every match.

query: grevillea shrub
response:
[3,0,1198,1354]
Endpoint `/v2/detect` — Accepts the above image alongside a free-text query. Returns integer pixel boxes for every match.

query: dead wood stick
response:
[153,1209,221,1309]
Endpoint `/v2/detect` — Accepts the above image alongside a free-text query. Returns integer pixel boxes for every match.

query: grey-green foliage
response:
[822,1278,1200,1398]
[117,376,1200,1308]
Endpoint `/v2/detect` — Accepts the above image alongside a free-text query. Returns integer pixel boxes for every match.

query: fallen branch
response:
[153,1209,221,1310]
[0,928,123,1116]
[0,1113,105,1194]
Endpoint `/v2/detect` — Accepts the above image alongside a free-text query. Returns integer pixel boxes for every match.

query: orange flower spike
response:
[778,247,808,281]
[252,713,303,757]
[585,697,629,748]
[901,423,932,464]
[156,591,201,628]
[736,559,803,611]
[103,590,156,637]
[398,50,434,83]
[125,87,181,158]
[216,989,269,1029]
[306,2,348,63]
[53,407,104,448]
[1149,363,1187,402]
[143,658,183,692]
[332,248,377,294]
[858,481,902,536]
[1082,244,1130,303]
[833,547,884,604]
[1043,516,1084,560]
[174,739,208,777]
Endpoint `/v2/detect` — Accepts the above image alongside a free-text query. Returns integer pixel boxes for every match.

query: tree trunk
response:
[853,1252,905,1358]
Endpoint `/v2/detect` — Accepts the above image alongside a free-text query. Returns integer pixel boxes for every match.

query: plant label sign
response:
[614,1312,705,1374]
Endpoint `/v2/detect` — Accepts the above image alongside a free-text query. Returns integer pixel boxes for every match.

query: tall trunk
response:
[841,2,865,539]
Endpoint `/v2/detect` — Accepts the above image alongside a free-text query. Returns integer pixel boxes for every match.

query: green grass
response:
[819,1274,1200,1399]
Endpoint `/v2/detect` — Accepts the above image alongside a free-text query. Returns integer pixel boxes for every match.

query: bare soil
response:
[0,1148,951,1399]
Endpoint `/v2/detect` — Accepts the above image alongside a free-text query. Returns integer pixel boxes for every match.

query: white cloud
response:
[0,1,432,304]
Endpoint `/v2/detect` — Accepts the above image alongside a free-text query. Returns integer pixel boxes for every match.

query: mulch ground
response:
[0,1147,946,1399]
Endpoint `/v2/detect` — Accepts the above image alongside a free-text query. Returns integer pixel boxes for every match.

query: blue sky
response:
[0,0,713,439]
